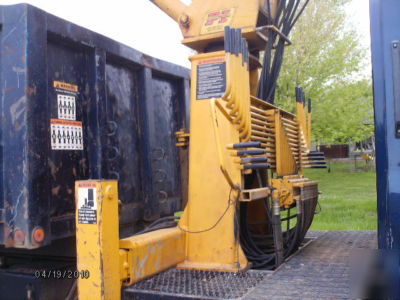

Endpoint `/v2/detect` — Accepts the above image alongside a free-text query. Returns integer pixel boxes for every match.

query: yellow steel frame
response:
[271,175,317,209]
[150,0,279,52]
[75,1,321,298]
[75,180,120,300]
[297,98,313,152]
[74,61,317,298]
[120,227,185,285]
[177,51,248,271]
[75,78,316,300]
[221,41,252,141]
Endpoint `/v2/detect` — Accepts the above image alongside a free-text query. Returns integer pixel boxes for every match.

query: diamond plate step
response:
[123,269,267,299]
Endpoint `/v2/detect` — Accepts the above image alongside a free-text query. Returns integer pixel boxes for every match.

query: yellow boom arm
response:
[149,0,280,52]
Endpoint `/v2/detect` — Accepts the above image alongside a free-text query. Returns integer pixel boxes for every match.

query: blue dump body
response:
[370,0,400,249]
[0,3,190,250]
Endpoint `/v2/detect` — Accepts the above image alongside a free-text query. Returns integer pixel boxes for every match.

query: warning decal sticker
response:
[77,183,97,224]
[53,81,78,93]
[50,119,83,150]
[58,94,76,120]
[196,58,226,100]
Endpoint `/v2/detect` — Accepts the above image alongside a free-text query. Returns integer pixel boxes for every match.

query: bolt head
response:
[106,185,115,200]
[179,14,190,27]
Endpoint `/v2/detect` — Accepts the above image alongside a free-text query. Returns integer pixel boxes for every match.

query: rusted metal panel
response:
[0,3,190,249]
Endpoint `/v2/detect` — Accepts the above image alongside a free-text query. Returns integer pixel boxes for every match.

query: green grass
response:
[304,161,377,230]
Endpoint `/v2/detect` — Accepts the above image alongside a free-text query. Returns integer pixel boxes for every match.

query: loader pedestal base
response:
[123,231,377,299]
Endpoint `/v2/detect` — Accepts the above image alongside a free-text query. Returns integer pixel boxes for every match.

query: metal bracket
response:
[240,187,271,202]
[256,25,292,47]
[175,129,190,147]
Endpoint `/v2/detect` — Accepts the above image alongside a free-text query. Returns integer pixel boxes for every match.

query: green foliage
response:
[313,80,373,144]
[275,0,373,144]
[305,161,376,230]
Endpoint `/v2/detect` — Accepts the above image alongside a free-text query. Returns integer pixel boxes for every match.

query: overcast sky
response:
[347,0,371,66]
[1,0,371,71]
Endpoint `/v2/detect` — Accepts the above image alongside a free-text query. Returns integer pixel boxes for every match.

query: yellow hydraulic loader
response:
[75,1,325,299]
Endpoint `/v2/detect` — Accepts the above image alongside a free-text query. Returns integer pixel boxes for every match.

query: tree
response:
[275,0,373,144]
[312,79,373,144]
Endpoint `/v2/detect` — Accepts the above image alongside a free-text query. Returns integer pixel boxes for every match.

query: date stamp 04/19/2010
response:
[34,269,90,279]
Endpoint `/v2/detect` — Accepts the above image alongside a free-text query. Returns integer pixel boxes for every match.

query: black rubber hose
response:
[258,0,311,103]
[238,170,279,270]
[133,216,180,236]
[284,202,303,257]
[239,203,275,269]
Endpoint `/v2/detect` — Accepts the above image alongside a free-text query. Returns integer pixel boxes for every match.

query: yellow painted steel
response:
[248,96,318,174]
[249,68,260,96]
[120,227,185,284]
[274,109,298,175]
[175,129,190,147]
[150,0,280,52]
[75,180,120,300]
[271,175,318,208]
[221,42,252,141]
[177,51,248,272]
[74,2,320,295]
[297,100,311,152]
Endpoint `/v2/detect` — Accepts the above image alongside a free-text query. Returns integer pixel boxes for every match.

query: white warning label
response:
[77,183,97,224]
[57,94,76,120]
[50,119,84,150]
[196,58,226,100]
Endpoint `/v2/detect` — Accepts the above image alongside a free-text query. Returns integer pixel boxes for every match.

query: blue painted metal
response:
[0,3,190,250]
[370,0,400,249]
[0,3,191,298]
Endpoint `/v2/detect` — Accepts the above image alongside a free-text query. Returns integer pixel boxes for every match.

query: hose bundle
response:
[258,0,310,104]
[239,170,318,270]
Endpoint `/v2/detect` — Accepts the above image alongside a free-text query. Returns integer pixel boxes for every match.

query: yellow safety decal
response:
[53,81,78,93]
[200,8,235,35]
